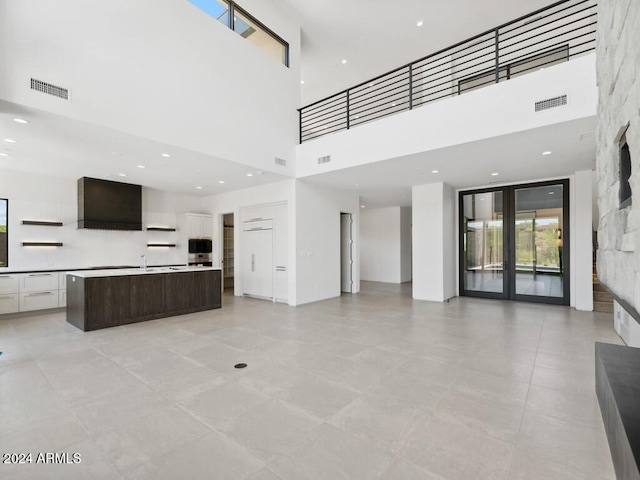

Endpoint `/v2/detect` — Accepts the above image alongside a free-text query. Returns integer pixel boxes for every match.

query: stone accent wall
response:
[596,0,640,313]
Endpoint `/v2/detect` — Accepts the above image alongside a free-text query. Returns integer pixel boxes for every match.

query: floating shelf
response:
[147,227,176,232]
[22,242,63,247]
[21,220,63,227]
[147,243,177,247]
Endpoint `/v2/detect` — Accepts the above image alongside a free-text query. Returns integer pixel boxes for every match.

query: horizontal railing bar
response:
[499,14,597,52]
[302,124,348,140]
[349,75,410,104]
[302,104,347,126]
[411,49,496,87]
[302,110,348,130]
[302,121,348,136]
[500,5,595,44]
[499,27,596,63]
[301,94,346,116]
[349,82,410,109]
[500,0,592,36]
[350,91,410,118]
[412,36,495,72]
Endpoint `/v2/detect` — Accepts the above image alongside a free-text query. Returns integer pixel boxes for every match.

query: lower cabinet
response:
[19,291,59,312]
[0,294,19,314]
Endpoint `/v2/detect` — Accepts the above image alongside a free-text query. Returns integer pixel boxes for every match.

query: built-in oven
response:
[188,238,212,254]
[188,253,212,267]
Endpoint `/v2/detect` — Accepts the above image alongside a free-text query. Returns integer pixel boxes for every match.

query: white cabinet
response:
[184,213,213,239]
[0,274,20,314]
[0,294,19,314]
[58,272,67,290]
[0,274,20,295]
[20,272,58,292]
[20,291,58,312]
[273,204,288,302]
[243,221,273,299]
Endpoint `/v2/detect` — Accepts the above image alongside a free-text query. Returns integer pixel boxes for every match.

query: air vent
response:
[274,157,287,167]
[535,95,567,112]
[30,78,69,100]
[318,155,331,164]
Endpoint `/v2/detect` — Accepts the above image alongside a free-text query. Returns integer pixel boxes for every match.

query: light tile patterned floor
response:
[0,282,621,479]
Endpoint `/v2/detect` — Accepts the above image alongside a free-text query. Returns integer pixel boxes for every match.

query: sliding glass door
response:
[460,180,569,305]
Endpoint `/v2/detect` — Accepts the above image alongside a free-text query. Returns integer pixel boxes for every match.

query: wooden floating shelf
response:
[22,242,64,247]
[147,243,177,247]
[21,220,63,227]
[147,227,176,232]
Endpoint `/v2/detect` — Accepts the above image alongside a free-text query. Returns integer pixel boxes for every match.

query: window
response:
[620,133,632,208]
[0,199,7,267]
[188,0,289,67]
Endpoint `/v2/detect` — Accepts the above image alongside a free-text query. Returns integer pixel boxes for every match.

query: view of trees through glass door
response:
[460,180,569,305]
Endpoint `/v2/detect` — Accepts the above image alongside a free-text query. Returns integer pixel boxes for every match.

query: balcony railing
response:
[298,0,597,143]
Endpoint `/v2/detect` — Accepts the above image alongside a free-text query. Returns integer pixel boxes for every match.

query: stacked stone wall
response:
[596,0,640,311]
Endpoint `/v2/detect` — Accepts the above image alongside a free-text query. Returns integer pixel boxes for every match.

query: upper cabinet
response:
[182,213,213,239]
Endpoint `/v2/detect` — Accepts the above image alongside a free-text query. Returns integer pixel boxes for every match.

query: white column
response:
[573,170,594,311]
[412,182,456,301]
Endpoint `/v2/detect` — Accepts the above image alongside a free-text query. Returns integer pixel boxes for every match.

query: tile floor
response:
[0,282,622,479]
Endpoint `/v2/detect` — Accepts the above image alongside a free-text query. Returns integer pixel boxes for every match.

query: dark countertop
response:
[596,342,640,468]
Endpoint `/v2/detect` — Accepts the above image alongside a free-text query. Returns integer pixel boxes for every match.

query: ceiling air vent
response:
[535,94,567,112]
[274,157,287,167]
[318,155,331,164]
[30,78,69,100]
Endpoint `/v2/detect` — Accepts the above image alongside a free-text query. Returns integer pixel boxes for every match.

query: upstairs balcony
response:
[298,0,597,144]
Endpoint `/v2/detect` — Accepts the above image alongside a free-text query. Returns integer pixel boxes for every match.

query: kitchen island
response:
[66,267,221,331]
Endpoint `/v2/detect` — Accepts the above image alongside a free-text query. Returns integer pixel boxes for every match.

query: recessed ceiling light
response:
[246,173,253,177]
[13,118,28,124]
[161,153,171,158]
[137,165,145,169]
[549,191,555,195]
[360,205,365,208]
[341,59,347,64]
[432,170,439,174]
[118,173,126,177]
[218,180,225,184]
[3,139,16,143]
[417,20,424,27]
[392,103,396,107]
[300,80,305,84]
[542,151,552,155]
[491,172,499,176]
[0,153,8,157]
[196,186,203,190]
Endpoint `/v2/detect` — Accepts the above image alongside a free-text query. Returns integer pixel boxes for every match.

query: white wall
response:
[360,207,402,283]
[0,0,301,176]
[295,181,360,305]
[0,169,204,272]
[297,55,597,178]
[572,170,594,311]
[400,207,412,283]
[205,180,295,302]
[360,206,412,284]
[412,182,456,302]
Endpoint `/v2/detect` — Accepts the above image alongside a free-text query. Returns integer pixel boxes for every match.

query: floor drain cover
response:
[234,363,247,369]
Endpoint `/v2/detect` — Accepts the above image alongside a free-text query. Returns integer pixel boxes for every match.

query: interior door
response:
[341,213,353,293]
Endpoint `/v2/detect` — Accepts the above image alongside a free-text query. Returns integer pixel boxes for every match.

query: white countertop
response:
[67,266,221,278]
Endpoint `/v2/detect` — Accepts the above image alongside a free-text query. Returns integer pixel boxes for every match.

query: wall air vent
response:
[30,78,69,100]
[318,155,331,164]
[275,157,287,167]
[535,95,567,112]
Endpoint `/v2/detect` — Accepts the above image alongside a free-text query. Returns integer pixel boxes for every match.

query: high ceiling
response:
[0,0,594,208]
[280,0,558,105]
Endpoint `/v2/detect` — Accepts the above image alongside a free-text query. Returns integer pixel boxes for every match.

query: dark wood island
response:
[66,267,221,331]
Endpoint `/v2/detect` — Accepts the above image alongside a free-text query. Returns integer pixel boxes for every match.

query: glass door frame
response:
[459,179,570,306]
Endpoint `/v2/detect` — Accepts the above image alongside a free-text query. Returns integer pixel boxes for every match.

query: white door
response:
[341,213,353,293]
[243,228,273,298]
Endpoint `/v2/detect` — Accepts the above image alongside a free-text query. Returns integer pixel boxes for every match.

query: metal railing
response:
[298,0,597,143]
